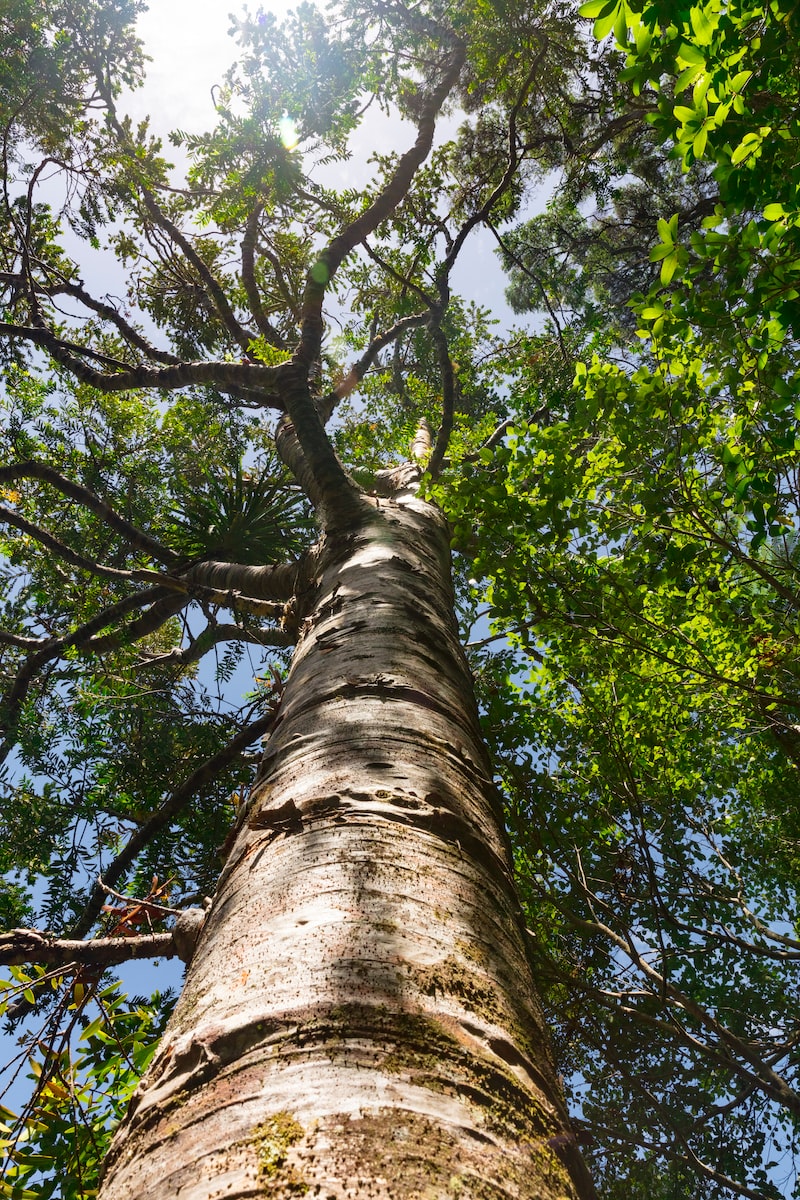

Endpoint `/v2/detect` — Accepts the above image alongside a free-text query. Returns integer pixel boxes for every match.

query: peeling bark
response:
[98,481,595,1200]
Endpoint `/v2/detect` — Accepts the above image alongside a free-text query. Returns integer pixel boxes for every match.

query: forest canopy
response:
[0,0,798,1197]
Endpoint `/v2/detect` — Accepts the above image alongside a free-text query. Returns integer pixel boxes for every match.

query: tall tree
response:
[0,0,600,1197]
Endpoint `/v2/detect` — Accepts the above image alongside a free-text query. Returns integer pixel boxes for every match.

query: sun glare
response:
[278,113,300,150]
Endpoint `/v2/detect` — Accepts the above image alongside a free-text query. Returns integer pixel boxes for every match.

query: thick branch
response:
[183,558,300,602]
[274,414,328,510]
[0,629,46,648]
[296,33,465,370]
[411,418,432,462]
[281,368,365,527]
[0,321,287,401]
[81,592,191,654]
[0,927,178,967]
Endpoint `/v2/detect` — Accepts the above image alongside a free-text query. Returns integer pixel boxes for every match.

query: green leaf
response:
[675,63,705,92]
[693,126,708,157]
[731,130,766,165]
[730,69,753,93]
[656,216,675,244]
[594,1,622,40]
[676,40,706,65]
[660,251,680,284]
[578,0,615,17]
[689,5,715,45]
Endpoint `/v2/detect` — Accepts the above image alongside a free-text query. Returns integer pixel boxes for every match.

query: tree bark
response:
[98,478,596,1200]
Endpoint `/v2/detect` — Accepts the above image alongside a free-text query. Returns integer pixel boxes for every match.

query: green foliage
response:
[171,454,311,565]
[0,972,173,1199]
[461,1,800,1194]
[447,359,800,1194]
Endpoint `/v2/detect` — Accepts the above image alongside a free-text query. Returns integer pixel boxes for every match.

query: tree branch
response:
[438,43,548,290]
[0,927,178,967]
[0,269,182,365]
[240,204,285,348]
[68,709,279,939]
[138,188,256,356]
[80,592,191,654]
[294,28,464,370]
[0,321,288,400]
[427,321,457,479]
[135,622,292,671]
[281,27,465,519]
[0,505,175,585]
[0,460,178,564]
[557,903,800,1116]
[0,586,177,764]
[318,311,431,419]
[183,557,300,602]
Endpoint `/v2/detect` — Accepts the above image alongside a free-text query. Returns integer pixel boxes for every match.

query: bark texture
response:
[98,482,595,1200]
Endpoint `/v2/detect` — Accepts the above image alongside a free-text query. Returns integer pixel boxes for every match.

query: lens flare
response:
[278,113,299,150]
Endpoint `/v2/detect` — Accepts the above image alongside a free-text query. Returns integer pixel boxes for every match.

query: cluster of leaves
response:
[448,369,800,1193]
[436,1,800,1196]
[1,968,173,1200]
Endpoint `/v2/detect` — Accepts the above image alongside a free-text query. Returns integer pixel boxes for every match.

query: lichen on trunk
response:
[98,478,595,1200]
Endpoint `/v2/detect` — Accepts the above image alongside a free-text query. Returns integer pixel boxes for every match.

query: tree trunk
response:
[98,478,596,1200]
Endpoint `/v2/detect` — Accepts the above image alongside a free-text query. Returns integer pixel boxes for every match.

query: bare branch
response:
[240,204,285,348]
[0,269,181,365]
[138,188,256,356]
[0,630,46,648]
[318,312,431,419]
[183,557,300,603]
[136,622,292,670]
[0,505,175,585]
[0,926,178,967]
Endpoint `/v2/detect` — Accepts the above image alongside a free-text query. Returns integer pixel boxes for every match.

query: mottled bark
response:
[98,481,595,1200]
